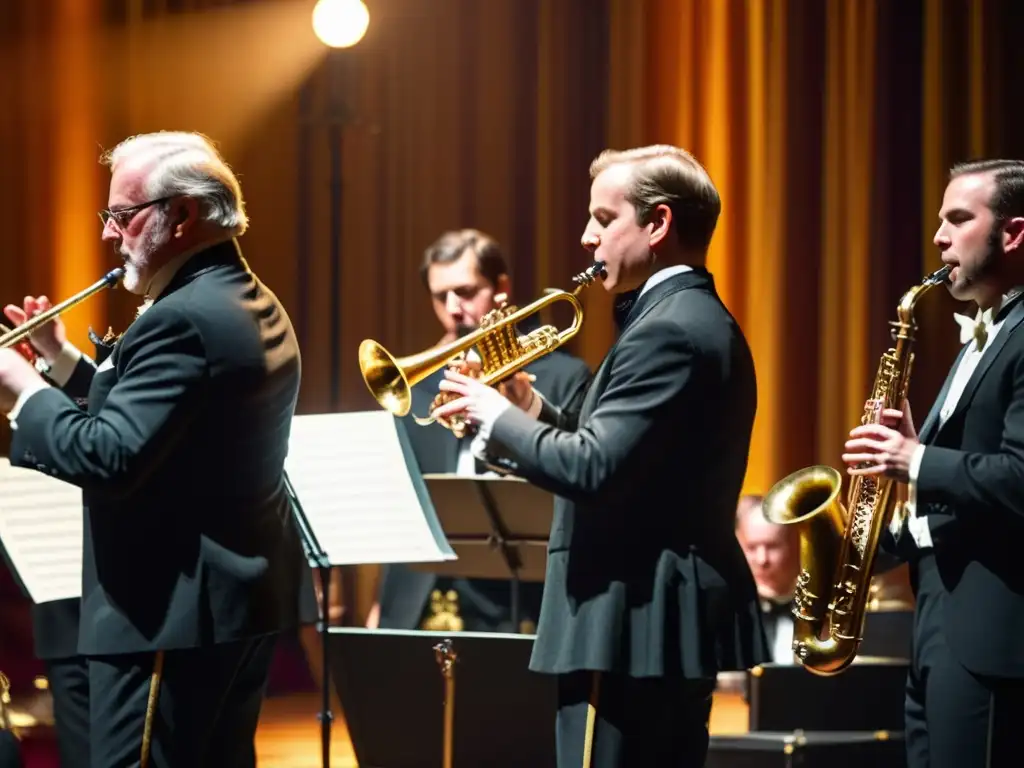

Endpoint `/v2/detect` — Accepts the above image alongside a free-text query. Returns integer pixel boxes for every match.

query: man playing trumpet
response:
[0,131,309,768]
[432,145,767,767]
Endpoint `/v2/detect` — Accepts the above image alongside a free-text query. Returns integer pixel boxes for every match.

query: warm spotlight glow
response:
[312,0,369,48]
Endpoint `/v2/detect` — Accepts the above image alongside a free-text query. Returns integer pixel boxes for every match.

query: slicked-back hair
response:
[590,144,721,253]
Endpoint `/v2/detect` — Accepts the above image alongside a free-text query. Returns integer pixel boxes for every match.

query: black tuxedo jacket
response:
[377,346,592,630]
[892,296,1024,678]
[12,239,309,658]
[484,268,768,679]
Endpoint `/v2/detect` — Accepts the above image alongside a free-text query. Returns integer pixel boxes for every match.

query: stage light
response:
[312,0,370,49]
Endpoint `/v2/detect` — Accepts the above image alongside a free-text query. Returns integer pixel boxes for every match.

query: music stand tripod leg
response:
[318,560,333,768]
[434,639,458,768]
[284,471,333,768]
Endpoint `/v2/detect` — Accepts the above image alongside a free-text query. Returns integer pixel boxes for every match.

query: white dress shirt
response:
[898,290,1021,548]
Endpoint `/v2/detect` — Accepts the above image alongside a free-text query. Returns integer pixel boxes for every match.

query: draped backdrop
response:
[0,0,1023,622]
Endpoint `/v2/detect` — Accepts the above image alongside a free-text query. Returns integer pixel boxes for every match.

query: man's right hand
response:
[3,296,66,362]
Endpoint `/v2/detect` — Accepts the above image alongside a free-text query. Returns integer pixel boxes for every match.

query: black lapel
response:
[918,344,971,444]
[936,297,1024,435]
[580,268,714,418]
[619,267,714,333]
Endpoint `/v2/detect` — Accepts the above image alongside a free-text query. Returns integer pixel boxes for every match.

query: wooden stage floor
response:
[255,693,357,768]
[252,689,749,767]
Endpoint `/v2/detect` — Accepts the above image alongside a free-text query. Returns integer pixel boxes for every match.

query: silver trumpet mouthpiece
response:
[573,261,607,286]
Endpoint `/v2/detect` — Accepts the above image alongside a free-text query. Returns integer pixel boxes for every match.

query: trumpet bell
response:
[358,261,606,430]
[358,338,414,417]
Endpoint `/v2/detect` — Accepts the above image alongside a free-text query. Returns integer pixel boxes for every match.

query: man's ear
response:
[648,204,672,249]
[172,197,200,238]
[1004,217,1024,254]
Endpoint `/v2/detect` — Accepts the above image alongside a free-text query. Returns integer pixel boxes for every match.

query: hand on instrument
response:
[841,400,919,483]
[434,368,516,429]
[3,296,66,361]
[448,357,536,412]
[0,348,49,414]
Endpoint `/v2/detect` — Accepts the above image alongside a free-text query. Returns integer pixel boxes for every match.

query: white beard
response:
[120,259,145,294]
[120,213,171,295]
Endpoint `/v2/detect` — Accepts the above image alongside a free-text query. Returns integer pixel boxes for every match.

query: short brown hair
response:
[590,145,721,253]
[419,229,509,289]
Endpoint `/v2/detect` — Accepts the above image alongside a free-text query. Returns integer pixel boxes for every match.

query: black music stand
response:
[411,474,553,628]
[328,628,556,768]
[284,471,335,768]
[332,474,556,768]
[281,411,461,768]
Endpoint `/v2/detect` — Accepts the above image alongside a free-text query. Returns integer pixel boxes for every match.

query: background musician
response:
[0,131,309,767]
[433,145,768,767]
[366,228,592,633]
[842,159,1024,768]
[735,494,799,664]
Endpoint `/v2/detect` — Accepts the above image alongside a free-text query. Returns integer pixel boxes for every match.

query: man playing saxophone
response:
[0,131,309,767]
[432,144,768,768]
[842,159,1024,768]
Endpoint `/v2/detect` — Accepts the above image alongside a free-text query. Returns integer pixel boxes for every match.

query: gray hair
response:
[101,131,248,235]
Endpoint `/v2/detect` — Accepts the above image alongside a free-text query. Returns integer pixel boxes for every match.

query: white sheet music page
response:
[0,458,83,603]
[285,412,456,566]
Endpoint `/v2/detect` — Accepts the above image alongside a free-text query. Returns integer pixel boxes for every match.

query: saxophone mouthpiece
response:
[927,265,953,285]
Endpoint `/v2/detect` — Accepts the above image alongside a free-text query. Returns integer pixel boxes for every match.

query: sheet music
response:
[285,412,456,566]
[0,459,82,603]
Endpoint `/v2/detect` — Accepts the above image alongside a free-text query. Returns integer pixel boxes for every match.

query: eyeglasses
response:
[98,196,174,228]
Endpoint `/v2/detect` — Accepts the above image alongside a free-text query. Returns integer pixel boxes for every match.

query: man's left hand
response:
[0,348,48,414]
[841,423,919,483]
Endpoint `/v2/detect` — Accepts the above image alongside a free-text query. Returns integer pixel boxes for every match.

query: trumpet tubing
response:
[358,262,605,433]
[0,266,125,351]
[762,264,951,676]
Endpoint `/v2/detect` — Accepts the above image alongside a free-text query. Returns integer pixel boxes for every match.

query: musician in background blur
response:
[843,159,1024,768]
[366,228,592,634]
[0,131,309,767]
[735,494,799,664]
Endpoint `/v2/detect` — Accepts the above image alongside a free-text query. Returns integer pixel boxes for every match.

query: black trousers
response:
[46,656,91,768]
[907,555,1024,768]
[88,635,278,768]
[555,670,715,768]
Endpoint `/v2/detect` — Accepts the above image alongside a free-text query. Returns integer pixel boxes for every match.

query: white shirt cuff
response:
[469,387,544,462]
[44,341,84,387]
[6,381,50,430]
[469,398,512,459]
[907,443,926,510]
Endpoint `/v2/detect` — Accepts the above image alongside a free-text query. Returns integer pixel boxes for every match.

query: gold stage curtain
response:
[608,0,1024,496]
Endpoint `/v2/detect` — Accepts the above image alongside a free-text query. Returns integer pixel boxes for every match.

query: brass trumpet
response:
[358,261,606,435]
[0,266,126,352]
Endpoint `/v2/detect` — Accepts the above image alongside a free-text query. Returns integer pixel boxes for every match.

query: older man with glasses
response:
[0,131,311,768]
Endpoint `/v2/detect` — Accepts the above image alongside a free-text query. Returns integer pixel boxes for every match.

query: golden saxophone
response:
[761,264,951,675]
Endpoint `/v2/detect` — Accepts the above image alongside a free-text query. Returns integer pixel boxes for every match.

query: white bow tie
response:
[954,308,993,348]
